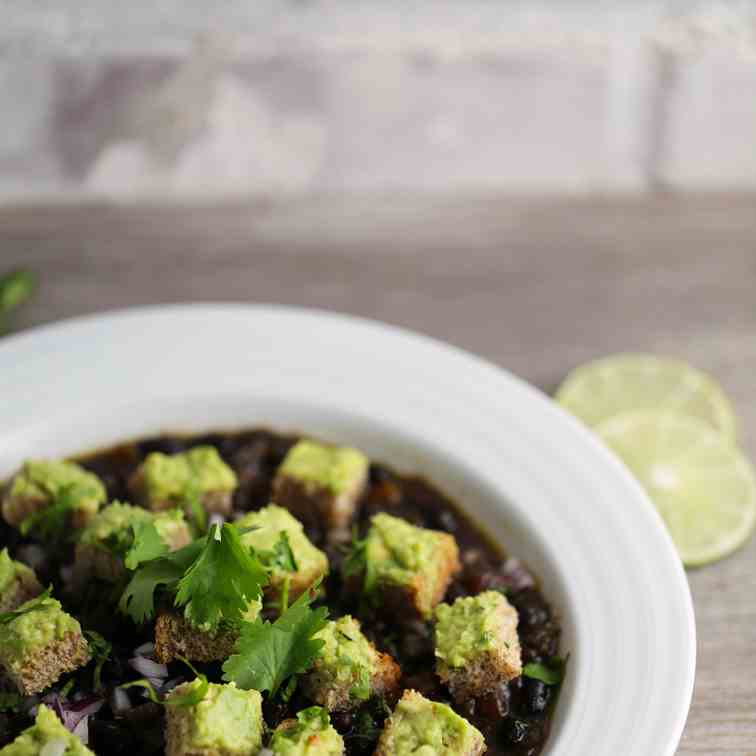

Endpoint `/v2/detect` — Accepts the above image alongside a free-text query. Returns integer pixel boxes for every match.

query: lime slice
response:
[556,354,737,441]
[597,411,756,566]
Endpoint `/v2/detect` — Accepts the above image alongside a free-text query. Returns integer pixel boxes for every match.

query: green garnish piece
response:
[222,582,329,695]
[0,692,23,712]
[259,531,299,574]
[0,585,53,625]
[0,269,35,333]
[522,656,567,686]
[120,523,267,633]
[85,630,112,691]
[19,482,96,539]
[124,521,169,570]
[120,656,209,707]
[119,678,162,704]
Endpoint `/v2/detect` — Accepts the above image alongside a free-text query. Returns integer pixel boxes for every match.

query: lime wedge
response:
[597,411,756,566]
[556,354,737,441]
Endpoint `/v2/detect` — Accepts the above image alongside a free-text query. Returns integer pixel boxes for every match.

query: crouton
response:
[236,504,329,602]
[270,707,344,755]
[164,680,263,756]
[301,615,400,712]
[0,704,95,755]
[74,502,191,582]
[2,459,106,531]
[0,595,90,695]
[360,513,460,620]
[434,591,522,700]
[128,446,237,516]
[0,548,42,613]
[374,689,486,756]
[272,440,368,531]
[154,598,261,665]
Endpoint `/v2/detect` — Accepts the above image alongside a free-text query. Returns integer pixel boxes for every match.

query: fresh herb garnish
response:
[0,586,53,625]
[120,655,208,707]
[0,269,35,334]
[259,531,299,615]
[124,521,168,570]
[523,655,568,686]
[120,524,267,633]
[342,527,377,603]
[19,482,97,540]
[85,630,112,691]
[0,692,23,712]
[222,582,328,695]
[183,479,207,535]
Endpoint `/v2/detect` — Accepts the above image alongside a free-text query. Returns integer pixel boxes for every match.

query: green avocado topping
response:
[270,707,345,755]
[0,549,35,596]
[0,596,85,672]
[279,440,368,495]
[379,690,484,756]
[236,505,328,590]
[312,616,378,702]
[140,446,237,505]
[78,501,188,554]
[167,681,263,755]
[0,704,94,755]
[7,459,105,516]
[365,513,450,616]
[435,591,506,668]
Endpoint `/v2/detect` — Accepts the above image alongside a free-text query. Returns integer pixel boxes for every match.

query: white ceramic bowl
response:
[0,304,695,755]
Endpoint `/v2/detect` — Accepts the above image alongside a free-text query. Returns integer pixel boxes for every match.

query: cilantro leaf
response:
[175,524,268,633]
[222,584,329,695]
[119,540,202,624]
[0,692,23,712]
[0,586,53,625]
[85,630,112,691]
[342,528,377,597]
[523,656,568,686]
[258,531,299,573]
[124,521,168,571]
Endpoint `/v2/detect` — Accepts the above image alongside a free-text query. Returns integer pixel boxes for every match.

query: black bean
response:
[522,678,551,715]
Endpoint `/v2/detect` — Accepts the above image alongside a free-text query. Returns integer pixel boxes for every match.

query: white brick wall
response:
[0,1,755,201]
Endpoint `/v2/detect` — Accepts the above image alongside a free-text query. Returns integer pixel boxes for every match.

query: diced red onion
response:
[110,687,132,714]
[133,641,155,657]
[501,557,536,591]
[128,656,168,678]
[72,716,89,744]
[49,694,104,733]
[40,739,67,756]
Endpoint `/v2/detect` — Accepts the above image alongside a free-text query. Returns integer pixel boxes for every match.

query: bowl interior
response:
[0,392,577,747]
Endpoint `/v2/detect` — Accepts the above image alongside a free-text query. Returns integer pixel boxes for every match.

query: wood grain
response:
[2,194,756,754]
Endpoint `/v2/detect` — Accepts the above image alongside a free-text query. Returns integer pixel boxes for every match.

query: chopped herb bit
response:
[119,677,162,704]
[523,656,568,686]
[0,269,35,333]
[85,630,112,691]
[0,692,23,712]
[19,482,97,540]
[59,678,75,699]
[258,531,299,574]
[222,582,328,696]
[184,480,207,534]
[119,656,208,708]
[124,521,168,571]
[0,586,53,625]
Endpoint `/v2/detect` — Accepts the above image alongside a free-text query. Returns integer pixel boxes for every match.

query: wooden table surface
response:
[2,194,755,754]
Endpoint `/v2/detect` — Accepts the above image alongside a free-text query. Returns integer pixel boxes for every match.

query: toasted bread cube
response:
[435,591,522,700]
[0,704,95,756]
[75,501,191,582]
[236,504,329,601]
[128,446,237,516]
[362,513,460,620]
[2,459,106,531]
[0,548,42,613]
[164,680,263,756]
[154,599,261,664]
[301,615,400,712]
[374,690,485,756]
[270,707,345,755]
[272,440,368,530]
[0,595,90,695]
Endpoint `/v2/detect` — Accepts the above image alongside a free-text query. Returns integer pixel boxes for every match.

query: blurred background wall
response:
[2,0,755,203]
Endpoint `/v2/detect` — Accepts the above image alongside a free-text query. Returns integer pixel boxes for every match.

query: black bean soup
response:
[0,430,562,755]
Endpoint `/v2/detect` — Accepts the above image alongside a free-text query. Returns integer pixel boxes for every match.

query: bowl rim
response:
[0,303,696,755]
